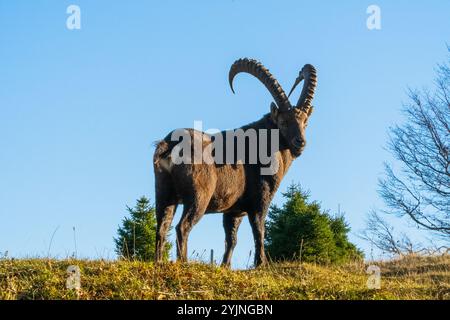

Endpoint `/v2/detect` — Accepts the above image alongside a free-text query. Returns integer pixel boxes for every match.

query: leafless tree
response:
[379,54,450,241]
[361,211,418,256]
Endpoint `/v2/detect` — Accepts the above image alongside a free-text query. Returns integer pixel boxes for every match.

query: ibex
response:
[153,58,317,267]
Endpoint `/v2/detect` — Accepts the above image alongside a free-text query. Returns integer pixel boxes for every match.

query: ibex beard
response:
[153,58,317,267]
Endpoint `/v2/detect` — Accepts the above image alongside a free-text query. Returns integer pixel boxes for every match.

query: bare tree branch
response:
[360,211,419,256]
[378,53,450,242]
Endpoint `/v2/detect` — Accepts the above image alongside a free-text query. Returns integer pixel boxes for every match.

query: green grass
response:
[0,254,449,300]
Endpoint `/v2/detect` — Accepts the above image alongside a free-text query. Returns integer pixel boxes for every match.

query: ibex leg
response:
[221,213,244,267]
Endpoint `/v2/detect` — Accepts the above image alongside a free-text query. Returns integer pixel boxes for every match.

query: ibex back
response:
[153,58,317,267]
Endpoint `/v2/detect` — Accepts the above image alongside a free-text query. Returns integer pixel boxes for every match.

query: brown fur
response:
[153,108,312,267]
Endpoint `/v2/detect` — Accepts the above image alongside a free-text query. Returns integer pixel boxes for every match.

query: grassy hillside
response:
[0,255,449,300]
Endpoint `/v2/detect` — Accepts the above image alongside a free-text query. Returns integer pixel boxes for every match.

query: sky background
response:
[0,0,449,268]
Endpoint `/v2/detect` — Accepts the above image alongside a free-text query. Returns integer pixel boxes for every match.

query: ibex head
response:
[229,58,317,157]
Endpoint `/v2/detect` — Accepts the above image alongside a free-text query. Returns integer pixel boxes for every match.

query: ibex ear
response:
[270,102,279,121]
[306,106,314,117]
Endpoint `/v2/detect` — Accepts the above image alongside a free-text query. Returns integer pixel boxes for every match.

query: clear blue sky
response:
[0,0,448,267]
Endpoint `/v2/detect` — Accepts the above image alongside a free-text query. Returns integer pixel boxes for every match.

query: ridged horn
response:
[287,64,317,110]
[229,58,291,111]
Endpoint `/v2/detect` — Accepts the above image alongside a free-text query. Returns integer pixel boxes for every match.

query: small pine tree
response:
[114,196,171,261]
[265,184,363,264]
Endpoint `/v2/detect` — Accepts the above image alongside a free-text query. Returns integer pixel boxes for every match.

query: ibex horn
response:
[287,64,317,110]
[229,58,292,111]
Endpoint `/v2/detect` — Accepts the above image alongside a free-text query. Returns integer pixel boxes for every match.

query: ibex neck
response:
[240,113,295,176]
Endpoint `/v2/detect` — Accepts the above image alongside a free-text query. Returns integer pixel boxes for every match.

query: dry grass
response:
[0,254,448,300]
